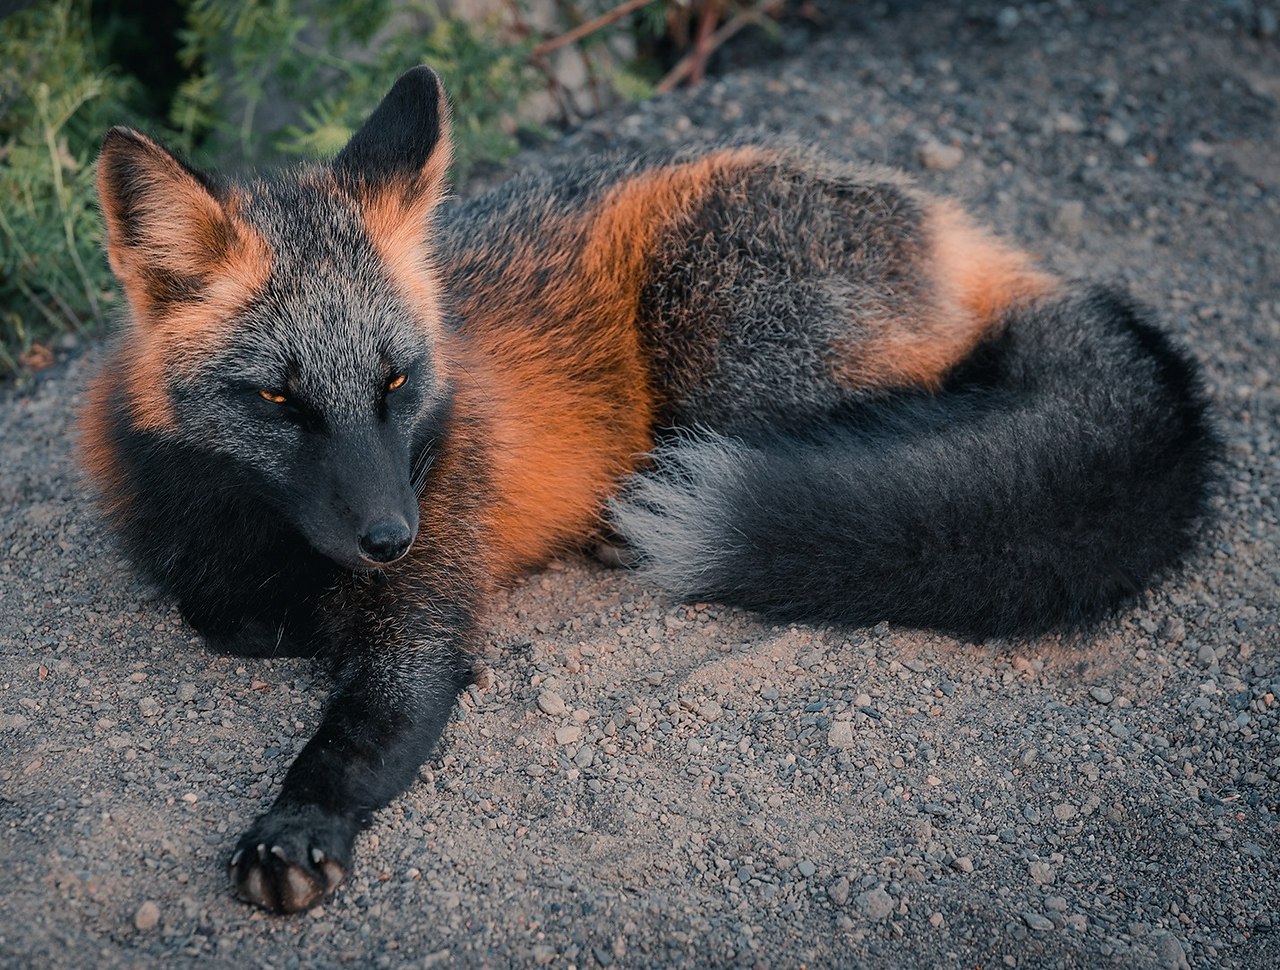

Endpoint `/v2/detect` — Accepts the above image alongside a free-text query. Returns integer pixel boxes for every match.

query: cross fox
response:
[80,67,1216,912]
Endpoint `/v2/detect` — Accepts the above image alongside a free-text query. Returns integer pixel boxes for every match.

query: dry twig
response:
[532,0,662,58]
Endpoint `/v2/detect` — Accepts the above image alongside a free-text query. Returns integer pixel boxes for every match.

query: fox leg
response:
[228,572,477,913]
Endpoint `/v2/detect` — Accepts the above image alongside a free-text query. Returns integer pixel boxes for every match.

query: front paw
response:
[229,804,356,913]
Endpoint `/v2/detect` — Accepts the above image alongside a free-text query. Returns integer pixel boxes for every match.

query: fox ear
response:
[96,127,267,323]
[334,67,453,335]
[333,66,453,233]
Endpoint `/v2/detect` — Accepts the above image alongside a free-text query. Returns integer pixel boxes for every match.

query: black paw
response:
[229,804,356,913]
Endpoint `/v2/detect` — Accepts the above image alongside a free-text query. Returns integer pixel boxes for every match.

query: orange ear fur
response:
[333,67,454,342]
[356,114,452,342]
[96,128,270,328]
[96,128,271,430]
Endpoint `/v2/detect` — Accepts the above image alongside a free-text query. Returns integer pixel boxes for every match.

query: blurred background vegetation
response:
[0,0,812,376]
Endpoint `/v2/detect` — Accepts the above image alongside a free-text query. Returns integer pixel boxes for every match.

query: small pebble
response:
[828,721,855,748]
[1029,862,1055,885]
[995,7,1021,34]
[857,887,893,919]
[537,691,566,716]
[917,139,964,171]
[829,876,851,906]
[1053,112,1086,135]
[1105,120,1131,147]
[1053,803,1079,822]
[1022,912,1055,932]
[133,901,160,931]
[1151,930,1190,970]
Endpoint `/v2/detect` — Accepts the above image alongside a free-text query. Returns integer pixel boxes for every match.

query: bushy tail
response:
[610,286,1219,639]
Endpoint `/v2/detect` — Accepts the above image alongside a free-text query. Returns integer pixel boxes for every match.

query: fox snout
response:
[288,429,422,571]
[359,517,414,563]
[309,488,420,571]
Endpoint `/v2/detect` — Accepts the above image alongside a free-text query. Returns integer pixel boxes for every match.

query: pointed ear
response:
[96,127,268,323]
[334,67,453,338]
[333,66,453,238]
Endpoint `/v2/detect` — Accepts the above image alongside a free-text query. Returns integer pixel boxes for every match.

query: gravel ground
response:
[2,2,1277,967]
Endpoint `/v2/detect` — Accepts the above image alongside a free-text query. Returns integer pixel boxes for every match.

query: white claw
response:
[270,845,288,861]
[256,842,267,860]
[310,847,326,864]
[230,849,244,867]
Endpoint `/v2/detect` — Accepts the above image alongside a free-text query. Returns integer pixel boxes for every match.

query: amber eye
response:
[259,390,288,404]
[386,373,407,392]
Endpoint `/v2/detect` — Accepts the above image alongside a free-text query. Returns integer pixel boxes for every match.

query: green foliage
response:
[0,0,134,371]
[174,0,539,180]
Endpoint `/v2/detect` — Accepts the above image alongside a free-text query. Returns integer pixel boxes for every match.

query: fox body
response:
[80,68,1216,913]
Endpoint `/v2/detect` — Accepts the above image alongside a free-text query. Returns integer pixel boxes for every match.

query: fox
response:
[79,66,1217,913]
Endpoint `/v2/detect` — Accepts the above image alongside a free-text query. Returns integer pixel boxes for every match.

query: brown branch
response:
[654,7,770,94]
[689,0,723,87]
[532,0,661,58]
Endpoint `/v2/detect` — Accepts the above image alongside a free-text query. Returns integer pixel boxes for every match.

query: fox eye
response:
[258,390,288,404]
[386,373,407,392]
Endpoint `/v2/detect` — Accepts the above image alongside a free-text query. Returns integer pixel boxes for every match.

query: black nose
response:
[359,519,412,563]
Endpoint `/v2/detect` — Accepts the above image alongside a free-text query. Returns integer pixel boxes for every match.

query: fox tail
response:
[609,286,1219,639]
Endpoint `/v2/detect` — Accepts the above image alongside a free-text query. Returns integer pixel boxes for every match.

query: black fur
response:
[100,387,337,654]
[615,287,1220,638]
[333,66,443,188]
[637,169,932,431]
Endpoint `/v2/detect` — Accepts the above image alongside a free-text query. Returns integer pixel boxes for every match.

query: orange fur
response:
[446,242,655,579]
[77,374,131,524]
[351,92,453,347]
[929,200,1060,325]
[835,199,1060,393]
[578,148,771,316]
[120,253,271,431]
[445,150,771,579]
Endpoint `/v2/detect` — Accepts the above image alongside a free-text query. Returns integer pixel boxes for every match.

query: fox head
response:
[95,67,453,570]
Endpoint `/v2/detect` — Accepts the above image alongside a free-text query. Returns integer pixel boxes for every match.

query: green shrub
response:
[173,0,540,180]
[0,0,134,371]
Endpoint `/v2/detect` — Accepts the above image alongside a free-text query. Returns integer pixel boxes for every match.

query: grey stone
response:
[537,691,567,716]
[857,887,893,920]
[1151,930,1190,970]
[1088,686,1114,705]
[1022,912,1055,932]
[828,721,855,748]
[133,901,160,931]
[829,876,851,906]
